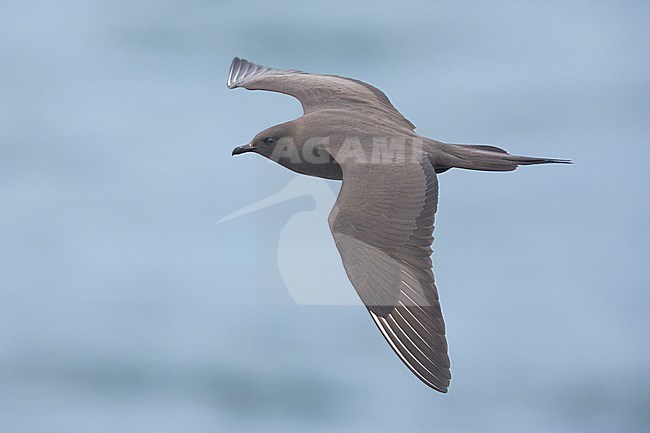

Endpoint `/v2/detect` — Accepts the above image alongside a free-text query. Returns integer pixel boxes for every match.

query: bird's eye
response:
[263,137,276,144]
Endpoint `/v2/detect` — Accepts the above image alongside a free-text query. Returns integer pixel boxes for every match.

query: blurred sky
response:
[1,1,649,432]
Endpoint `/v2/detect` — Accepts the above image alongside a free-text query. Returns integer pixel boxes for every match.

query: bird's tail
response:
[432,143,571,173]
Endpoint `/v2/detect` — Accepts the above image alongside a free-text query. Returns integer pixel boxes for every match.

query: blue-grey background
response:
[1,1,648,432]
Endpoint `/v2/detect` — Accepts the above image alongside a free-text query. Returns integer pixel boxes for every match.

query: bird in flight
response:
[228,57,569,393]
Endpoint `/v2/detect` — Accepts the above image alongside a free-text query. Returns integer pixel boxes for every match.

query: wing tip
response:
[227,57,305,90]
[369,310,451,394]
[227,56,250,89]
[227,57,241,88]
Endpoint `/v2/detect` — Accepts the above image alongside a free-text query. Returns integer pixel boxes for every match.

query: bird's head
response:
[232,122,296,160]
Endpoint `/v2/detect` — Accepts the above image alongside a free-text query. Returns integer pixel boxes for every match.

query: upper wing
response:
[328,151,450,392]
[227,57,416,130]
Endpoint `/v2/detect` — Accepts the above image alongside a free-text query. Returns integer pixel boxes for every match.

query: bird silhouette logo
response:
[218,175,361,306]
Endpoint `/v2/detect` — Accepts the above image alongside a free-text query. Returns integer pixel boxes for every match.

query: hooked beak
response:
[232,143,256,156]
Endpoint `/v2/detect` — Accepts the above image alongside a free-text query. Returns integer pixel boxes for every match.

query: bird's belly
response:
[276,157,343,181]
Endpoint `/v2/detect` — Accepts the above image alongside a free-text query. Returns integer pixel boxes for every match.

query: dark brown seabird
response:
[228,57,570,393]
